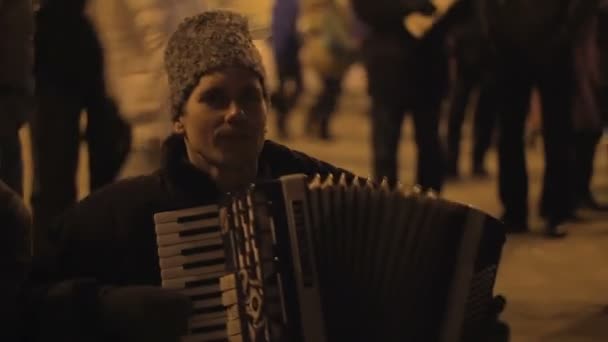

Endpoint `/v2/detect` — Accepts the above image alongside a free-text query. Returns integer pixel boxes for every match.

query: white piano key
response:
[154,204,219,224]
[181,330,228,342]
[189,310,227,324]
[179,282,220,296]
[227,334,244,342]
[162,271,225,289]
[219,273,236,291]
[189,316,226,331]
[156,229,221,247]
[226,317,242,336]
[158,237,224,258]
[192,297,223,310]
[155,217,221,235]
[225,304,240,321]
[160,249,225,269]
[221,289,238,307]
[161,263,226,280]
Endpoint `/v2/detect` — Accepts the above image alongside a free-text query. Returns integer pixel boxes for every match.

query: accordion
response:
[153,174,506,342]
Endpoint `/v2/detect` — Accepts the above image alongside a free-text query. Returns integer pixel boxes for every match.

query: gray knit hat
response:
[165,10,267,120]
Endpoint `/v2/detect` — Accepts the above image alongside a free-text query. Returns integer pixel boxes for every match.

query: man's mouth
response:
[215,130,252,140]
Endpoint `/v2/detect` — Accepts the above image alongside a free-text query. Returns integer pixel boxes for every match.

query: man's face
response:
[176,67,267,167]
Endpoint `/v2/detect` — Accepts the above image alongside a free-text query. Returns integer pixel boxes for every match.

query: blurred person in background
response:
[0,0,34,196]
[297,0,360,141]
[572,2,608,211]
[31,0,132,254]
[479,0,600,237]
[351,0,465,190]
[444,9,498,179]
[270,0,303,139]
[87,0,208,178]
[599,0,608,125]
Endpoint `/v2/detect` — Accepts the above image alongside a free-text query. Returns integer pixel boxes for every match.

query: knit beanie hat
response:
[164,10,267,121]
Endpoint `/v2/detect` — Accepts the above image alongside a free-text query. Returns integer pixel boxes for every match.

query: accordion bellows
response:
[154,174,506,342]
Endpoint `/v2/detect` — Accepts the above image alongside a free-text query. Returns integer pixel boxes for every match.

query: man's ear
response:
[173,118,185,134]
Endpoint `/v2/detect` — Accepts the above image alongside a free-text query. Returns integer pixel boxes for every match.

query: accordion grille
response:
[463,266,498,334]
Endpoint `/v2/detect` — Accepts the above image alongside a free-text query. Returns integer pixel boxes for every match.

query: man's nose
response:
[225,102,246,124]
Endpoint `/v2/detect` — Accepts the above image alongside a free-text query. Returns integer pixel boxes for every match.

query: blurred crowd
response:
[1,0,608,259]
[270,0,608,238]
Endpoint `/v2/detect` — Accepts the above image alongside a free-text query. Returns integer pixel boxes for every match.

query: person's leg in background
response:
[412,99,445,192]
[445,65,476,179]
[308,77,342,140]
[496,65,533,232]
[472,79,499,177]
[0,131,23,195]
[411,32,449,192]
[272,59,303,140]
[30,87,82,254]
[362,34,411,185]
[371,100,406,185]
[537,55,577,237]
[573,129,606,209]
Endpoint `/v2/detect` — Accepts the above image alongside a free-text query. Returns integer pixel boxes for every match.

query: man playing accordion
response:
[21,10,354,342]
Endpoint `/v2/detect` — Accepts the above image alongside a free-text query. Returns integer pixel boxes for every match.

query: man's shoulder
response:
[65,173,167,225]
[84,173,164,204]
[261,140,354,178]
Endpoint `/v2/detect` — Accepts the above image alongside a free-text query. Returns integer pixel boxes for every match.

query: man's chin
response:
[216,149,259,167]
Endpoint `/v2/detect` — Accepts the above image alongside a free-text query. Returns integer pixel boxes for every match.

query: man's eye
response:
[239,90,263,105]
[200,90,230,108]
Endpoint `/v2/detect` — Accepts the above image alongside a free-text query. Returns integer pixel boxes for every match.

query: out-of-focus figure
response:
[31,0,132,254]
[87,0,208,178]
[572,2,608,211]
[599,0,608,126]
[351,0,462,190]
[0,0,34,195]
[444,9,498,179]
[480,0,600,237]
[270,0,303,139]
[271,0,359,141]
[298,0,360,140]
[0,179,31,341]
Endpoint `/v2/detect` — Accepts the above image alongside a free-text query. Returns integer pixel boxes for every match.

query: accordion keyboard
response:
[154,205,230,342]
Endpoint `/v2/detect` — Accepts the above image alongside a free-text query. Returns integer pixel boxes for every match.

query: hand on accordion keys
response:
[98,286,192,342]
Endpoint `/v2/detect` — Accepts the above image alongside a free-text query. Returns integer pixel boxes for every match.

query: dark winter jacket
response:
[21,134,354,341]
[0,0,34,137]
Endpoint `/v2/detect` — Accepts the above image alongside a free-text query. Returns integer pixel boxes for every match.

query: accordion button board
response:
[154,174,506,342]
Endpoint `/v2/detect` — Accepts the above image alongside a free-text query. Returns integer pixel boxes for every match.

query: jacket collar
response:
[159,134,274,204]
[160,134,219,205]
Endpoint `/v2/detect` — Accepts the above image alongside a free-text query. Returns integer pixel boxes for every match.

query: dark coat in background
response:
[0,0,34,194]
[21,135,353,341]
[0,0,34,137]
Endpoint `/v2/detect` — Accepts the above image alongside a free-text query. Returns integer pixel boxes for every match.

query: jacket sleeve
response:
[265,141,363,183]
[0,0,34,137]
[20,194,125,341]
